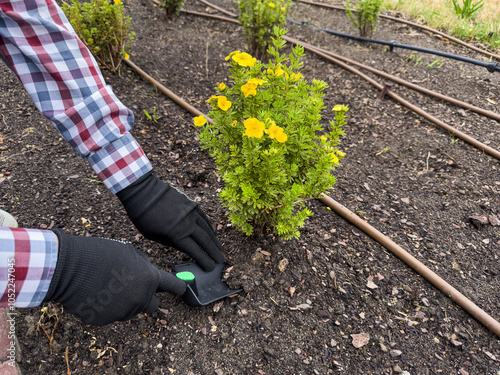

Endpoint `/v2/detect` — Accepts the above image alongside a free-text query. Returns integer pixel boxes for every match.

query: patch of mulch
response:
[1,0,499,373]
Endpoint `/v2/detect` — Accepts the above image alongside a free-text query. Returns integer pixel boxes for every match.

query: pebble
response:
[393,364,403,373]
[390,349,402,357]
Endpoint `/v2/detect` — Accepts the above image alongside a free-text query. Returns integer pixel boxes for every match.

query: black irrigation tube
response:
[295,0,500,62]
[286,19,500,73]
[133,4,500,337]
[181,8,500,160]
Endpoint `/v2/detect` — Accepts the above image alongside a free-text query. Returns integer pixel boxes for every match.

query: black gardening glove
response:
[116,171,225,271]
[43,228,186,326]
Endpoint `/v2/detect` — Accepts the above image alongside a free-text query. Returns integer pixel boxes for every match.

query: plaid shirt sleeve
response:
[0,0,152,193]
[0,227,58,308]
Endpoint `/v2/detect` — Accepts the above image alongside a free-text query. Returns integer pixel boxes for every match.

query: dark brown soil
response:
[1,0,499,374]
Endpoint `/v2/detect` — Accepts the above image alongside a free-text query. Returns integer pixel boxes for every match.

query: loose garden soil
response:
[1,0,499,373]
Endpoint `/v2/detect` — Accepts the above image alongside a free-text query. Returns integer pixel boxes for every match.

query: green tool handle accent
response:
[176,271,195,281]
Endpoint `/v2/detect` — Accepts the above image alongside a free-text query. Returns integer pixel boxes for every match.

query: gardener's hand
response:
[116,171,225,271]
[43,229,186,326]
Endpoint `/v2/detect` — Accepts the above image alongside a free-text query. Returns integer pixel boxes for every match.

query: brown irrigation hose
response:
[289,40,500,122]
[283,35,500,160]
[123,59,213,123]
[121,31,500,338]
[319,194,500,338]
[295,0,500,61]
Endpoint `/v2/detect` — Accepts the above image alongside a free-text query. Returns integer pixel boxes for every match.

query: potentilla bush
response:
[238,0,291,58]
[159,0,185,18]
[345,0,384,38]
[194,28,348,240]
[62,0,134,72]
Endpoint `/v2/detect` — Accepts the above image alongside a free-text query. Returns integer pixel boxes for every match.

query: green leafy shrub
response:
[194,28,348,239]
[159,0,185,18]
[345,0,384,38]
[451,0,484,19]
[238,0,291,58]
[62,0,135,71]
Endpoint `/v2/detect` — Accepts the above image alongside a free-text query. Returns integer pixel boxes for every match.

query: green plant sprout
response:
[375,147,389,156]
[427,58,445,69]
[143,107,162,122]
[451,0,484,19]
[62,0,135,72]
[345,0,385,38]
[238,0,291,58]
[194,27,348,239]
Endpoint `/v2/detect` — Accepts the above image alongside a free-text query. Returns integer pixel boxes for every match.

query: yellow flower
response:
[243,118,265,138]
[233,52,256,67]
[114,0,121,3]
[267,68,274,75]
[219,83,226,90]
[265,118,276,128]
[225,50,240,61]
[329,152,339,163]
[269,2,275,7]
[248,78,266,86]
[193,115,207,127]
[336,150,346,158]
[123,53,130,60]
[281,7,286,11]
[268,124,287,143]
[320,135,327,141]
[267,124,282,139]
[333,104,349,112]
[217,96,232,111]
[206,95,217,103]
[275,131,287,143]
[274,66,284,76]
[231,120,238,127]
[241,82,257,97]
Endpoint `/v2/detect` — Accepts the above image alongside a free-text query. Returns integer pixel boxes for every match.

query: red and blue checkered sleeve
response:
[0,228,58,308]
[0,0,152,193]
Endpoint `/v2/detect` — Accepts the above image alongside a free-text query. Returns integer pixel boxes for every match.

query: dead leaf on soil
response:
[483,351,497,361]
[278,258,289,272]
[351,332,370,348]
[401,197,410,204]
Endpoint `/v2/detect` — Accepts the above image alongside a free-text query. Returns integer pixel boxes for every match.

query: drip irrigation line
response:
[197,0,500,72]
[123,59,213,123]
[286,38,500,122]
[188,4,500,124]
[181,8,500,159]
[283,35,500,160]
[286,18,500,74]
[123,37,500,339]
[294,0,500,62]
[319,194,500,338]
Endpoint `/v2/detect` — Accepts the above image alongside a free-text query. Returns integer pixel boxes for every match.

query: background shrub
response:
[62,0,135,71]
[238,0,291,58]
[345,0,384,38]
[159,0,186,18]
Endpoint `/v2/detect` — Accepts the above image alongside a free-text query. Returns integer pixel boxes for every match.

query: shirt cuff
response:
[87,133,153,194]
[0,228,59,308]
